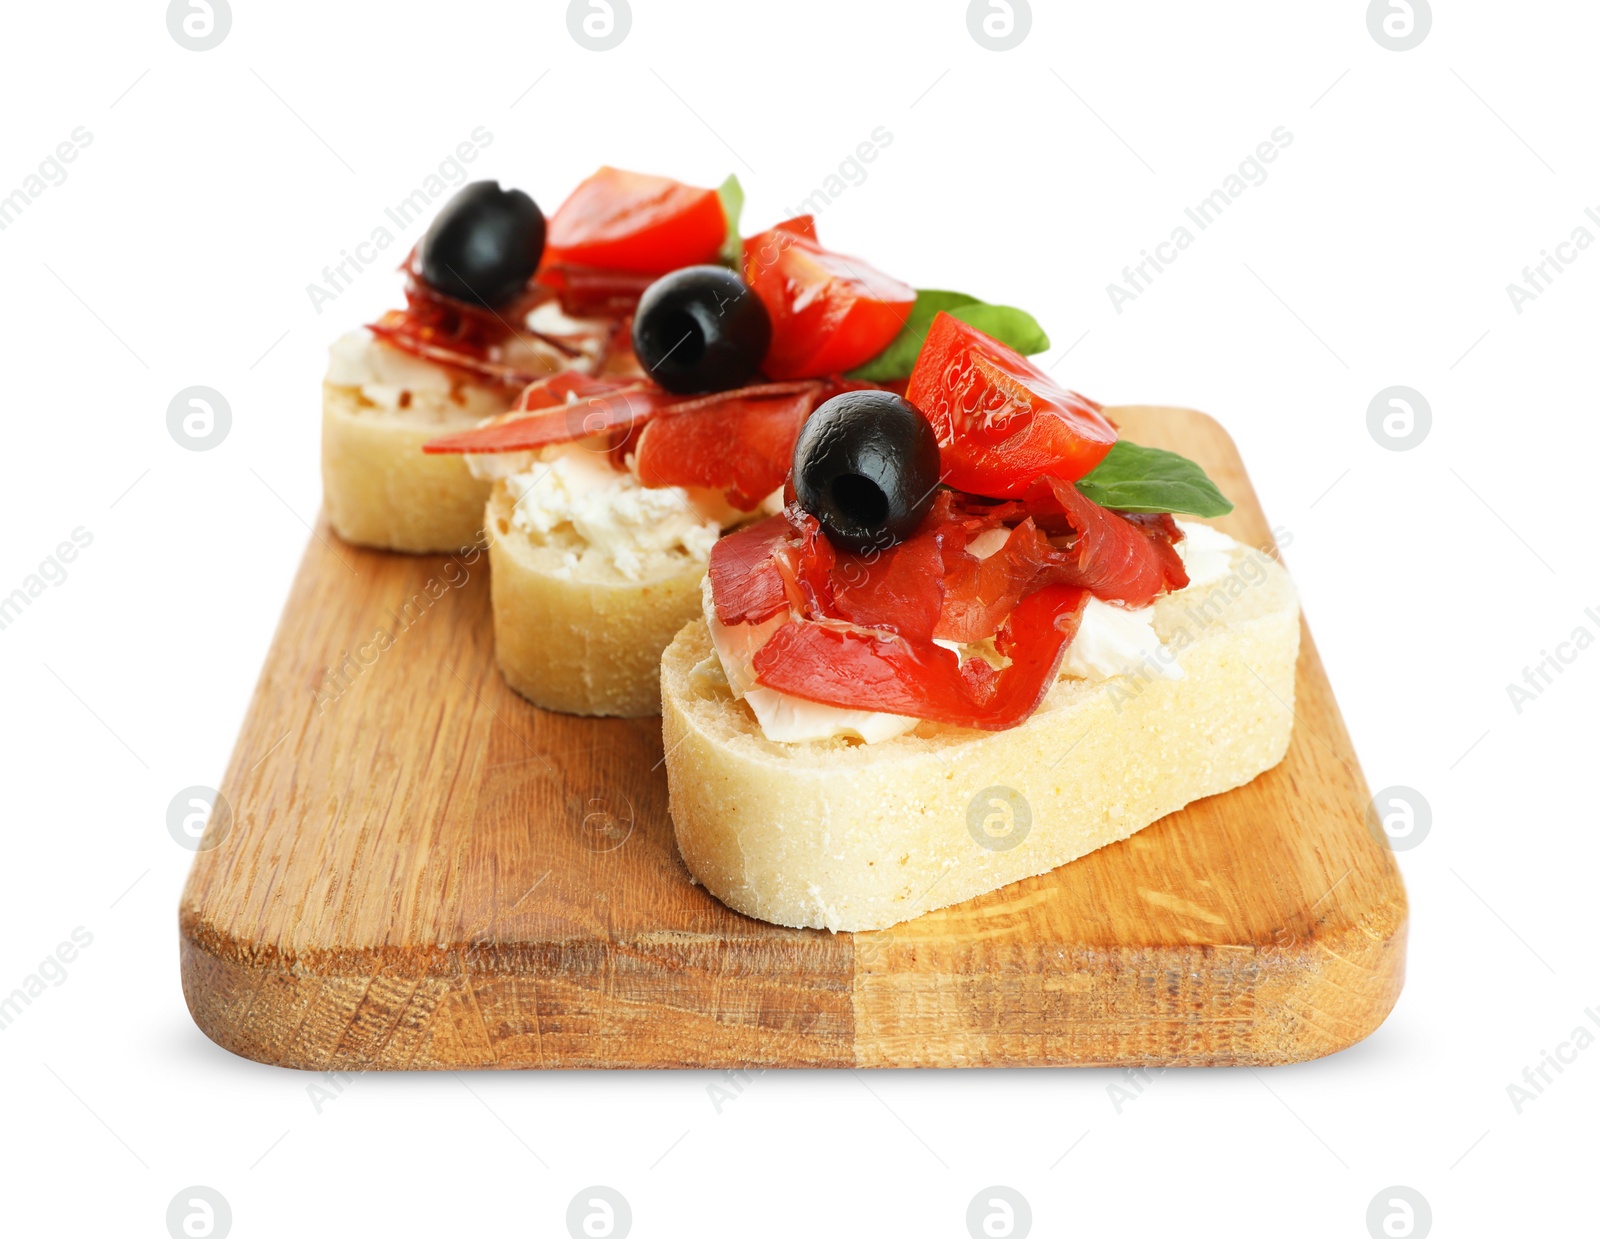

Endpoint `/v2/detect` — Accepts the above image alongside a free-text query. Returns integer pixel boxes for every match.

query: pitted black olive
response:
[418,181,545,308]
[631,265,771,394]
[792,390,942,553]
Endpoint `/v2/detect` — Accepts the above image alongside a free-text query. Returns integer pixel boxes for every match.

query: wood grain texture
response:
[179,407,1406,1069]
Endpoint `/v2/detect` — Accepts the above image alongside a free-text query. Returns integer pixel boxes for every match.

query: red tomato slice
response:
[545,167,727,275]
[767,214,818,241]
[743,220,915,380]
[741,215,815,271]
[905,312,1118,498]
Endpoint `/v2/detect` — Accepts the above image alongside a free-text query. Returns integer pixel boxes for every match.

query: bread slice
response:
[321,382,499,553]
[486,482,708,717]
[661,540,1300,931]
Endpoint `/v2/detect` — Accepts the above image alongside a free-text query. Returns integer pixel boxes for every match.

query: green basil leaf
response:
[846,289,1048,381]
[1075,440,1235,517]
[717,174,744,267]
[947,302,1050,357]
[846,289,980,381]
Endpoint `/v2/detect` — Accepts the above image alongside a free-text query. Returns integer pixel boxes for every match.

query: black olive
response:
[418,181,545,309]
[792,391,942,553]
[631,265,771,394]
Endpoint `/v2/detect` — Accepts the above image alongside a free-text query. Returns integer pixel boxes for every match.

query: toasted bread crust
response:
[485,484,709,717]
[321,382,498,553]
[662,547,1301,931]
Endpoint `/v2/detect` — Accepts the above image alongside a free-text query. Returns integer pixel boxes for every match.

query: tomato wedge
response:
[765,214,817,242]
[743,217,915,380]
[905,312,1117,498]
[545,167,727,275]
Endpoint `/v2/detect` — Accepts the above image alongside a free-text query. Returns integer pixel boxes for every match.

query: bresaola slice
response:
[704,485,1188,729]
[1021,476,1188,608]
[511,370,639,413]
[633,382,824,510]
[534,263,656,317]
[708,515,794,626]
[634,378,884,512]
[707,509,836,627]
[828,521,946,642]
[750,584,1089,731]
[422,373,668,454]
[368,305,549,389]
[934,517,1057,644]
[422,374,799,457]
[368,256,622,388]
[709,487,1184,631]
[428,374,875,512]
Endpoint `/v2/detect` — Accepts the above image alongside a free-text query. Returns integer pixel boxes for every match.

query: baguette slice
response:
[662,541,1300,931]
[486,482,707,717]
[322,382,499,553]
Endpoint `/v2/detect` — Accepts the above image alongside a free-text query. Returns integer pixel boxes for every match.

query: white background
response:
[1,1,1595,1236]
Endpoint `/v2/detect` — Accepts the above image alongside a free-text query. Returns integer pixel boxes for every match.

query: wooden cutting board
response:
[179,407,1406,1069]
